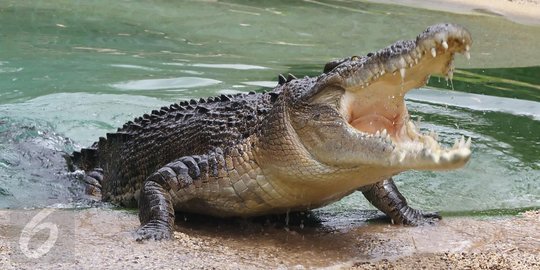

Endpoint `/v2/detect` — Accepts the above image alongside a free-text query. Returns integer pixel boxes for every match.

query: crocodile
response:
[69,23,473,241]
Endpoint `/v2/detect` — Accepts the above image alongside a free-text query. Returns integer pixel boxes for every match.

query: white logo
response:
[19,208,59,259]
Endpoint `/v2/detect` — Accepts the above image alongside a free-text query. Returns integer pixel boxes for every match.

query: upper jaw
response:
[333,23,473,170]
[335,23,472,89]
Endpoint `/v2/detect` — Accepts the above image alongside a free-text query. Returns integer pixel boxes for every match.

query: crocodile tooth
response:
[399,68,406,80]
[453,138,460,149]
[399,57,407,68]
[430,152,440,163]
[442,40,448,50]
[346,77,357,87]
[378,62,385,73]
[426,136,437,151]
[399,152,407,163]
[459,135,465,148]
[465,137,472,148]
[415,117,421,130]
[405,54,415,66]
[375,130,380,137]
[441,152,451,162]
[434,131,439,141]
[381,129,388,137]
[407,123,417,139]
[431,47,437,57]
[446,70,453,81]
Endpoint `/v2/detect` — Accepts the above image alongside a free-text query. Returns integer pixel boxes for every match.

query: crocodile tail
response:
[65,147,99,172]
[64,150,81,172]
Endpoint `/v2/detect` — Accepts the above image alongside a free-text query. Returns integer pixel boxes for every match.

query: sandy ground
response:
[368,0,540,25]
[0,208,539,269]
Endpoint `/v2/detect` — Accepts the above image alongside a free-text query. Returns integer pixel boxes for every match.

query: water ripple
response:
[110,64,159,71]
[163,62,269,70]
[0,61,23,73]
[192,63,268,70]
[110,77,221,91]
[408,88,540,121]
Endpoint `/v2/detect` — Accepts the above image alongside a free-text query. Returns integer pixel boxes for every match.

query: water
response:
[0,1,539,216]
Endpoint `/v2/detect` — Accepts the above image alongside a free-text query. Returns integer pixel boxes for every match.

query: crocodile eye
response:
[351,56,359,61]
[366,52,374,57]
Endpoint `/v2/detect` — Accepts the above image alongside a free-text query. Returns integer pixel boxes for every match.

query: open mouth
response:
[338,24,472,167]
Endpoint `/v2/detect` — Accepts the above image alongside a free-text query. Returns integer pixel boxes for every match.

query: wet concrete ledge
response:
[0,208,538,269]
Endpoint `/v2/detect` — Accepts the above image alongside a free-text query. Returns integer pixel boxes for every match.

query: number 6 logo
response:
[19,209,59,259]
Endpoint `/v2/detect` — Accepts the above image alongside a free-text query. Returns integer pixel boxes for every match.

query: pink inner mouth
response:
[349,112,405,139]
[344,86,409,141]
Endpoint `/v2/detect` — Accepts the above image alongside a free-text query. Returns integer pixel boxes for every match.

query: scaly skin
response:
[69,23,473,241]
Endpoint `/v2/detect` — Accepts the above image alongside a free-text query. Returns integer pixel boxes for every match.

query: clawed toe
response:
[135,223,172,241]
[397,208,441,226]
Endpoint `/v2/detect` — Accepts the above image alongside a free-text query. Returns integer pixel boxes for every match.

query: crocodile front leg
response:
[360,178,441,225]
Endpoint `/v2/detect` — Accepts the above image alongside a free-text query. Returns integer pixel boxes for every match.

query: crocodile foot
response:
[135,221,172,241]
[361,178,442,226]
[391,206,441,225]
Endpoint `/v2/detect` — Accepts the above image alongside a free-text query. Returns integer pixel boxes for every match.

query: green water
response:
[0,1,539,216]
